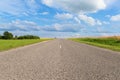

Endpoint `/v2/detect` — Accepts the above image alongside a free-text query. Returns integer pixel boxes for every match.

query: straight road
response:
[0,39,120,80]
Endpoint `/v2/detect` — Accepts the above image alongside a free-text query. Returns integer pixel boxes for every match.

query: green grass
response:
[0,39,51,51]
[70,38,120,51]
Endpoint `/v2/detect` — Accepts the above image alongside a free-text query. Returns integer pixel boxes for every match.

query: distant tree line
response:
[17,35,40,39]
[0,31,40,39]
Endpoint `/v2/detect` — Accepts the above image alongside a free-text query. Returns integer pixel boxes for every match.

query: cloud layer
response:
[0,20,83,33]
[110,14,120,21]
[0,20,41,31]
[0,0,119,37]
[0,0,40,15]
[78,14,102,26]
[42,0,106,13]
[55,13,73,20]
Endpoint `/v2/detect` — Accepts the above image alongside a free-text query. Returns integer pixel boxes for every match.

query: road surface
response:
[0,39,120,80]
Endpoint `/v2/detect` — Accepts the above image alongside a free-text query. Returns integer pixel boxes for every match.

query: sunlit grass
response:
[0,39,51,51]
[70,37,120,51]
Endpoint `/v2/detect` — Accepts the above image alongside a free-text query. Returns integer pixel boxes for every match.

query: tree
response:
[0,35,2,39]
[17,35,40,39]
[14,35,18,39]
[3,31,13,39]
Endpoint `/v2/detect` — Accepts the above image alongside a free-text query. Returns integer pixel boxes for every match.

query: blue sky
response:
[0,0,120,38]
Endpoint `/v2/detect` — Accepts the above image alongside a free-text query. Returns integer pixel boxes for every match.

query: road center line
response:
[60,45,62,49]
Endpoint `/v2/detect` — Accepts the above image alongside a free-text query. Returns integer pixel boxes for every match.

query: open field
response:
[70,37,120,51]
[0,39,51,51]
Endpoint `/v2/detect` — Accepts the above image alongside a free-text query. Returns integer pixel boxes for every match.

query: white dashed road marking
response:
[60,45,62,49]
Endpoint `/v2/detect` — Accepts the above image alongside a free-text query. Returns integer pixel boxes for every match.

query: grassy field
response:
[0,39,51,52]
[70,37,120,51]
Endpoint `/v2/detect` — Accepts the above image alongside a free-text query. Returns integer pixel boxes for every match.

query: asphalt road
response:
[0,39,120,80]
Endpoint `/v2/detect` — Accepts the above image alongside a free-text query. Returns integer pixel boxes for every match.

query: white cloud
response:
[110,14,120,21]
[105,15,111,18]
[55,13,73,20]
[42,0,53,6]
[25,0,39,11]
[78,14,95,26]
[40,12,49,15]
[54,13,102,26]
[74,17,81,24]
[73,33,81,38]
[43,23,84,32]
[103,21,110,24]
[96,20,102,25]
[78,14,102,26]
[42,0,106,13]
[54,23,62,31]
[0,20,84,32]
[0,0,40,15]
[104,0,117,7]
[0,0,24,15]
[0,20,41,31]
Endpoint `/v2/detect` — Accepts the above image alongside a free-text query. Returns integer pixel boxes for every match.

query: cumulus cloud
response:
[43,23,84,32]
[78,15,95,26]
[74,17,81,24]
[110,14,120,21]
[78,14,102,26]
[96,20,102,25]
[53,23,82,32]
[42,0,106,13]
[105,15,111,18]
[0,20,41,31]
[103,21,110,24]
[104,0,117,7]
[0,20,84,32]
[54,13,102,26]
[0,0,40,15]
[55,13,73,20]
[40,12,49,15]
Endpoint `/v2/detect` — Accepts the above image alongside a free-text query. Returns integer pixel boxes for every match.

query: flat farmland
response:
[70,37,120,51]
[0,39,50,51]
